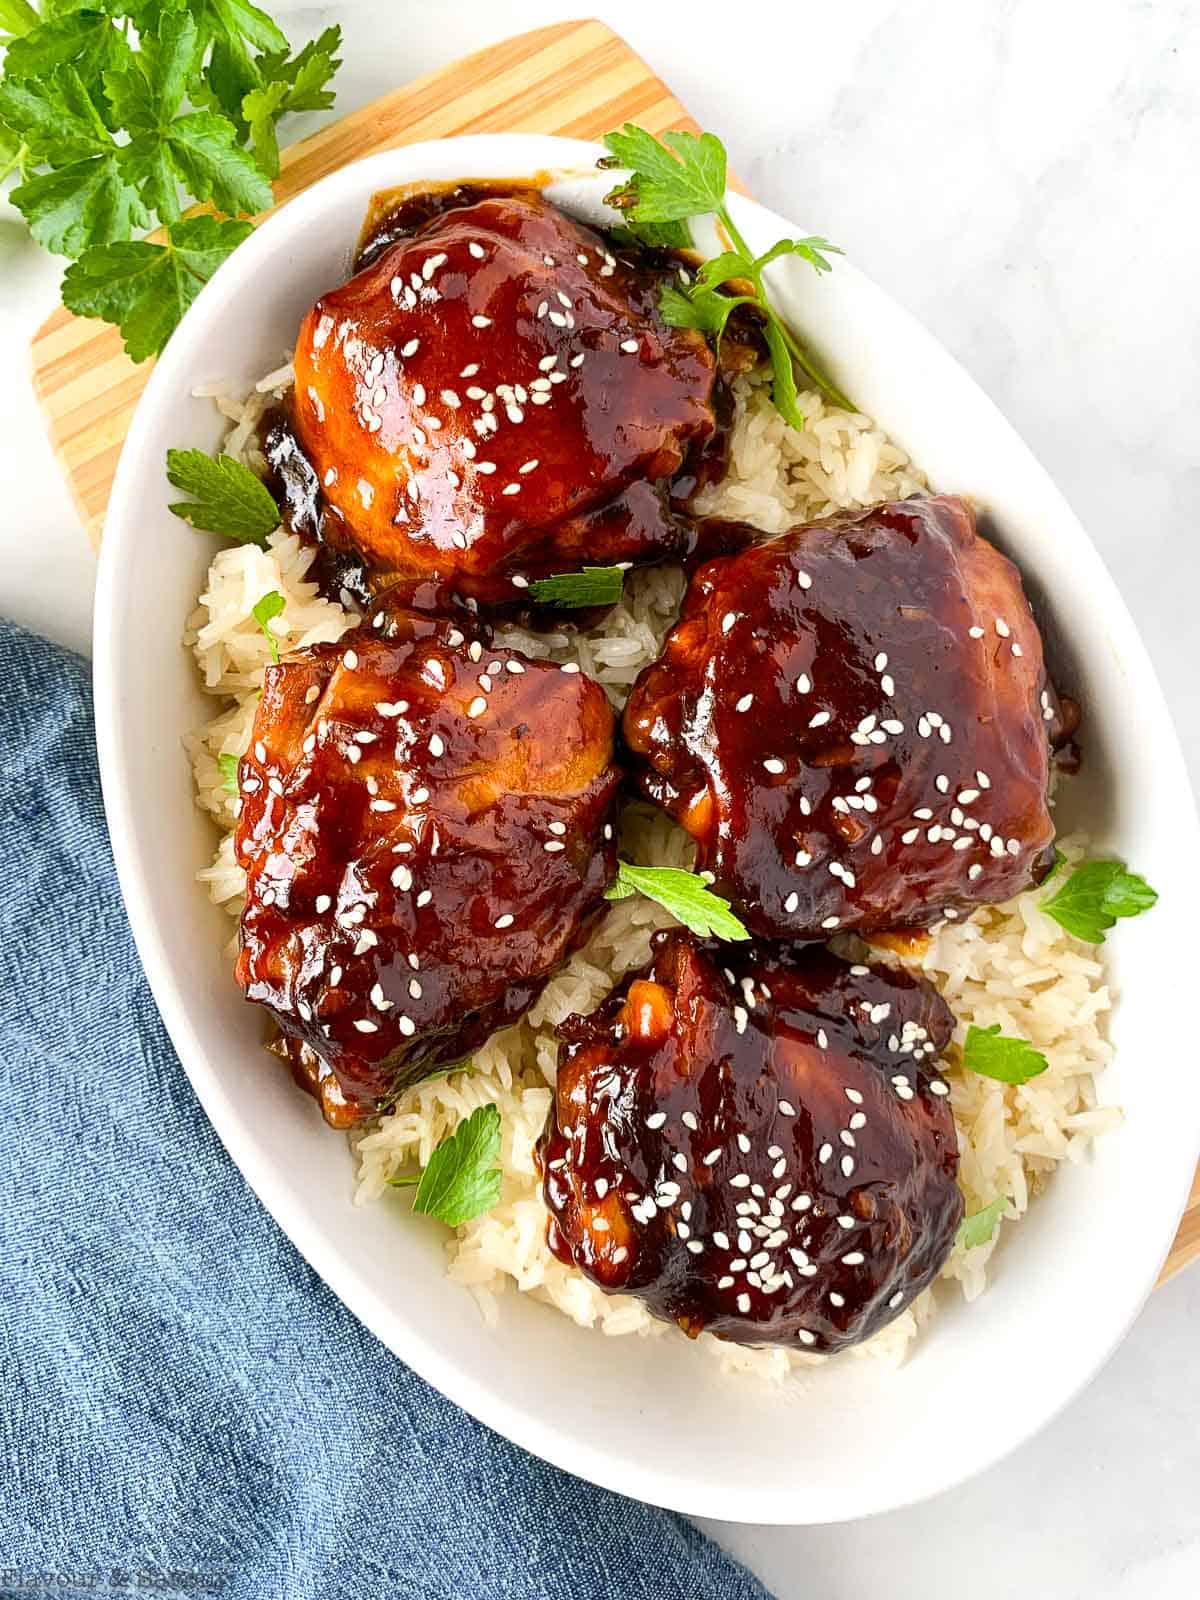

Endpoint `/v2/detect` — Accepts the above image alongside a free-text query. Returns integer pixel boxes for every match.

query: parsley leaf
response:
[217,751,240,794]
[600,124,853,417]
[251,588,284,661]
[239,25,341,176]
[62,213,253,361]
[0,67,149,253]
[388,1103,503,1227]
[0,122,29,183]
[108,12,272,223]
[0,0,39,42]
[527,566,624,608]
[605,861,751,942]
[961,1024,1049,1085]
[0,0,342,354]
[1042,859,1158,944]
[4,12,135,125]
[957,1196,1009,1251]
[607,218,691,252]
[164,445,280,542]
[602,125,727,222]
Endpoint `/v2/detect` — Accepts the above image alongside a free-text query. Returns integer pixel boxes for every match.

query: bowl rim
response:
[93,131,1200,1524]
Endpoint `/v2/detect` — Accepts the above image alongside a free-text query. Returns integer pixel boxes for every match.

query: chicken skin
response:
[623,495,1064,940]
[234,596,621,1126]
[538,931,961,1352]
[288,189,718,605]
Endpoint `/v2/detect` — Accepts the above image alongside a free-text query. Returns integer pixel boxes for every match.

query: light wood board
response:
[28,18,1198,1285]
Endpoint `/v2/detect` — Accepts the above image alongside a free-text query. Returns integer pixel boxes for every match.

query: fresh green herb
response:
[1042,859,1158,944]
[606,861,750,942]
[165,446,280,542]
[388,1103,503,1227]
[961,1024,1049,1086]
[957,1196,1009,1251]
[217,751,240,794]
[62,214,254,362]
[0,4,343,359]
[526,566,624,608]
[251,588,285,662]
[600,124,851,419]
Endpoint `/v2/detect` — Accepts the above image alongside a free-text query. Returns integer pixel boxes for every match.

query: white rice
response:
[186,368,1114,1380]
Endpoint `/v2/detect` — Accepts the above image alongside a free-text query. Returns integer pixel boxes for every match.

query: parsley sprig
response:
[957,1196,1010,1251]
[527,566,625,608]
[1042,859,1158,944]
[606,860,750,943]
[165,447,280,542]
[0,3,342,360]
[961,1024,1048,1086]
[252,589,285,661]
[600,125,852,423]
[388,1103,503,1227]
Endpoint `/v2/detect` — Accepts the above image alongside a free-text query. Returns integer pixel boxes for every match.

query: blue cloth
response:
[0,620,772,1600]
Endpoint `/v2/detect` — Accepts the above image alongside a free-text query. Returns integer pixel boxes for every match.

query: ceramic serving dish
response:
[93,133,1200,1524]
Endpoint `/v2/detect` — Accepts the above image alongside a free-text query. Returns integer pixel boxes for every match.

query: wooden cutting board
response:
[27,18,1198,1287]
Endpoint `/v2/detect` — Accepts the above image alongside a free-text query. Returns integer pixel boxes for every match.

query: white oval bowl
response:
[94,133,1200,1525]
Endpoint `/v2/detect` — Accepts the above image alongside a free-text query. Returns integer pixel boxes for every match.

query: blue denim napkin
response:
[0,619,773,1600]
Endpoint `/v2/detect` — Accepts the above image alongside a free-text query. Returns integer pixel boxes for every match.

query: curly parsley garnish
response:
[0,4,342,359]
[251,589,285,662]
[957,1196,1010,1251]
[600,124,852,421]
[606,861,750,942]
[388,1103,503,1227]
[961,1024,1049,1086]
[165,447,280,542]
[1042,860,1158,944]
[527,566,625,608]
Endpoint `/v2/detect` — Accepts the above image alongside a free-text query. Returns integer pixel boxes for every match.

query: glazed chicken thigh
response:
[288,190,718,604]
[539,930,962,1352]
[234,597,621,1125]
[623,495,1064,940]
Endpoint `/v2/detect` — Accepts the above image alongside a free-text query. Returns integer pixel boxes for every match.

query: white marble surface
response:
[3,0,1198,1591]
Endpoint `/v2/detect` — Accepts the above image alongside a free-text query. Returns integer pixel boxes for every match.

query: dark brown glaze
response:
[289,190,718,605]
[538,931,961,1352]
[234,597,621,1126]
[623,495,1064,940]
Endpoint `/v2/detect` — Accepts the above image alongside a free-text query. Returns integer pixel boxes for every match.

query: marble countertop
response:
[3,1,1197,1592]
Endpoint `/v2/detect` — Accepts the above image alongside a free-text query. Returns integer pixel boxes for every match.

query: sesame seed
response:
[721,612,737,633]
[736,693,754,712]
[842,1251,865,1266]
[353,1019,378,1034]
[416,890,432,908]
[763,758,786,774]
[494,913,514,929]
[620,338,639,353]
[821,916,840,929]
[469,242,485,259]
[467,697,487,718]
[544,840,565,853]
[471,315,491,328]
[398,1015,415,1037]
[737,1294,751,1314]
[645,1111,666,1130]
